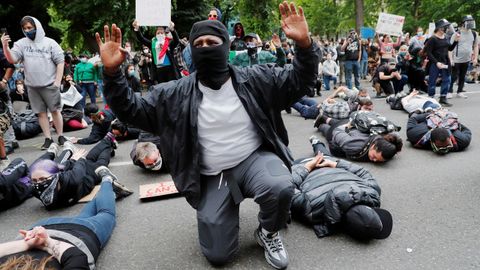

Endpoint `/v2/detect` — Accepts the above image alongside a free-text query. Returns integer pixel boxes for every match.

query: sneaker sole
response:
[254,230,288,270]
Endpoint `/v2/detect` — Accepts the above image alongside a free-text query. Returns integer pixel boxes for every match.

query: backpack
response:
[386,90,409,110]
[12,110,42,140]
[350,111,401,135]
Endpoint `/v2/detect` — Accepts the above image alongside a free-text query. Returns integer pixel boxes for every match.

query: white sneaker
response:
[446,93,453,99]
[456,92,468,99]
[255,227,289,269]
[46,143,60,156]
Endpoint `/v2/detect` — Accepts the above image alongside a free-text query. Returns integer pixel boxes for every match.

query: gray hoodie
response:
[10,16,64,88]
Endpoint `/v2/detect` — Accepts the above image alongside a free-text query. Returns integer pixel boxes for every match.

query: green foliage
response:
[237,0,281,40]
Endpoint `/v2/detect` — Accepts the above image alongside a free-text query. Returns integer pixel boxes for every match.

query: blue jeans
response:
[80,82,97,108]
[428,64,451,97]
[291,97,319,119]
[30,181,116,248]
[97,80,107,105]
[344,60,360,89]
[360,59,368,78]
[323,75,337,90]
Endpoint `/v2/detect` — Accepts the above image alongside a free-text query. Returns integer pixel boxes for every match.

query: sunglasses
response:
[32,174,55,184]
[431,140,453,154]
[208,14,218,18]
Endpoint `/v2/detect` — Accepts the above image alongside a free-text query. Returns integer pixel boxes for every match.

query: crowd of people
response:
[0,2,476,269]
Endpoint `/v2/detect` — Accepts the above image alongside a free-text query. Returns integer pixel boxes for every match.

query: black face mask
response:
[32,174,59,206]
[190,20,230,90]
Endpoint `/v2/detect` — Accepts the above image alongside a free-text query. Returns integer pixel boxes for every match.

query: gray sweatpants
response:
[197,150,294,265]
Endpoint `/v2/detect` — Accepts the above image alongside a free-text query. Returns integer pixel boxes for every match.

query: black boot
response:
[439,96,452,107]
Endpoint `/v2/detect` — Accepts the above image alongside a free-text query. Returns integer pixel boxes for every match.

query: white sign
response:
[428,22,436,36]
[136,0,171,26]
[375,12,405,36]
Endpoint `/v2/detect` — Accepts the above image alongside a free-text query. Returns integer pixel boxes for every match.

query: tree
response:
[355,0,364,32]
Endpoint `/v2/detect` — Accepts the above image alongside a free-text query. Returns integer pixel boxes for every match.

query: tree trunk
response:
[354,0,364,33]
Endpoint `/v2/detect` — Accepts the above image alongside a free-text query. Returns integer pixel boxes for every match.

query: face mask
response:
[128,70,135,77]
[145,157,163,171]
[156,34,165,41]
[466,21,476,30]
[399,52,407,57]
[143,49,149,53]
[24,29,36,40]
[417,32,423,36]
[190,21,230,90]
[32,174,59,206]
[80,57,87,63]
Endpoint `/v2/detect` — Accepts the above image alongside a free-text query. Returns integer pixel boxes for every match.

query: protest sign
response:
[79,185,100,203]
[139,180,180,201]
[376,12,405,36]
[361,27,375,39]
[136,0,171,26]
[428,22,435,36]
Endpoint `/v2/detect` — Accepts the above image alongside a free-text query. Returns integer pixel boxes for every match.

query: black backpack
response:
[12,110,42,140]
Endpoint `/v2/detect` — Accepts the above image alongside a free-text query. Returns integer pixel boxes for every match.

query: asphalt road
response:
[1,81,479,270]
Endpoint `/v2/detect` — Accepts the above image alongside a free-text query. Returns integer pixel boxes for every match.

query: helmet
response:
[435,19,451,30]
[463,15,474,23]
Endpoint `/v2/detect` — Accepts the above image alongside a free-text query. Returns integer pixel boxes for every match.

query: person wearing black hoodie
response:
[97,2,319,269]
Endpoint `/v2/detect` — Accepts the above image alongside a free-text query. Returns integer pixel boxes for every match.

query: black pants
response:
[318,119,349,158]
[449,62,469,93]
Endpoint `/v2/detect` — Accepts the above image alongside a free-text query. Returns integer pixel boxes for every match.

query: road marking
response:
[109,161,133,167]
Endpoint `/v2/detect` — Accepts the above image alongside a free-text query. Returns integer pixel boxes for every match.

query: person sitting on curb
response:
[30,138,131,210]
[406,108,471,154]
[0,167,129,269]
[289,136,393,240]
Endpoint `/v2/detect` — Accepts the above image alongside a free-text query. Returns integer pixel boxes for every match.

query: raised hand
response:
[1,34,11,48]
[272,33,281,48]
[279,1,311,48]
[95,24,128,73]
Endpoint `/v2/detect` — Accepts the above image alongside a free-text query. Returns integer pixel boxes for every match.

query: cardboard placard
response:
[360,27,375,39]
[135,0,171,26]
[428,22,436,36]
[139,180,180,200]
[79,185,101,203]
[375,12,405,37]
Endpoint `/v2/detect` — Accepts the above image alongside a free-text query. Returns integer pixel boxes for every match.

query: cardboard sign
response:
[360,27,375,39]
[375,12,405,36]
[79,185,101,203]
[139,180,180,200]
[136,0,171,26]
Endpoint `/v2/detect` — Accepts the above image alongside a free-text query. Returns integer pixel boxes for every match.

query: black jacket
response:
[291,158,381,237]
[77,109,116,145]
[406,113,472,151]
[0,158,32,211]
[44,158,99,210]
[104,42,320,208]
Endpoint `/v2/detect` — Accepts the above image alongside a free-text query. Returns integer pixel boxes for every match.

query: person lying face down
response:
[289,136,393,240]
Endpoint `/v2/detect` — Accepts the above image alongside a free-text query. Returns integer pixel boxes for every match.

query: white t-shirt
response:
[197,79,262,175]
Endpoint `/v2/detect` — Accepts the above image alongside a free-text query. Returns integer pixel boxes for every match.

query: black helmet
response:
[463,15,474,23]
[435,19,451,30]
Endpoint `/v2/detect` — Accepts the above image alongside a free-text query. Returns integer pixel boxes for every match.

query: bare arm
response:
[1,34,18,64]
[0,240,29,257]
[55,63,64,87]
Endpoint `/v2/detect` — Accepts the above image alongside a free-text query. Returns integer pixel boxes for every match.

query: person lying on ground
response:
[289,136,392,239]
[316,117,402,163]
[0,158,32,211]
[0,167,130,269]
[130,131,167,172]
[70,103,115,145]
[406,109,471,154]
[30,137,130,209]
[400,89,441,114]
[110,119,141,141]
